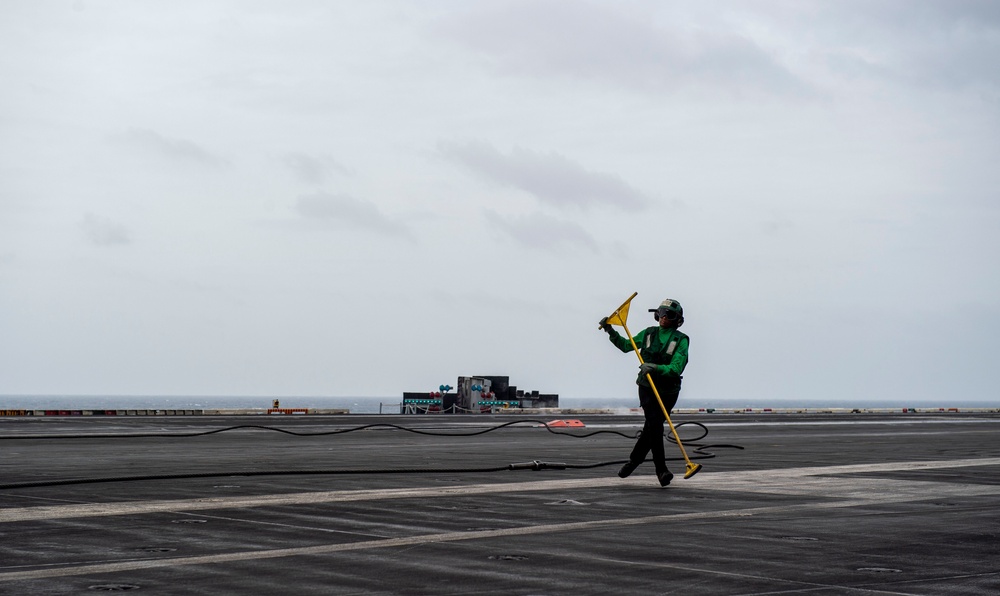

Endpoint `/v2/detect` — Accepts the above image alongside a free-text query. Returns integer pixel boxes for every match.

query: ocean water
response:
[0,395,397,414]
[1,395,995,414]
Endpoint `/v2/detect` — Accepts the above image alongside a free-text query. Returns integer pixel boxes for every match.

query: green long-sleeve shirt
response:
[608,325,689,389]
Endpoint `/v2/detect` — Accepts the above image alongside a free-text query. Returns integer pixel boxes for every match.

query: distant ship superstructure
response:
[402,375,558,413]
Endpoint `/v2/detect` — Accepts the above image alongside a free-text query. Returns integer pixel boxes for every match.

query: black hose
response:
[0,419,640,440]
[0,420,743,490]
[0,457,720,490]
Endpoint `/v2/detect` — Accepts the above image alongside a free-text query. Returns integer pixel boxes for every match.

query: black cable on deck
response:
[0,420,743,490]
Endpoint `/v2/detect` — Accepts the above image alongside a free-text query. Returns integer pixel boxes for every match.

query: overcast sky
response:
[2,1,998,404]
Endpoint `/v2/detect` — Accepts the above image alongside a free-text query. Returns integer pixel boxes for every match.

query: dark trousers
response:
[629,384,679,473]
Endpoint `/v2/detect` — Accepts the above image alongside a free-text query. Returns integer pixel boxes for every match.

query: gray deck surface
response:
[1,412,998,595]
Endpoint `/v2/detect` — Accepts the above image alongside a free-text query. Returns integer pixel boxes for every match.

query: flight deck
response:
[1,411,998,595]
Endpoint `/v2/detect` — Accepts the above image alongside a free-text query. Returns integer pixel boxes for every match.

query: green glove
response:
[639,362,659,376]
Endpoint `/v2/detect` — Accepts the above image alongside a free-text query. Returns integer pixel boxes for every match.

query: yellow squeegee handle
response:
[620,321,699,474]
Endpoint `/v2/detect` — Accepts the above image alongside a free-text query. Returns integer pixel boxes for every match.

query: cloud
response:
[440,140,647,211]
[837,2,1000,91]
[730,2,1000,93]
[82,213,131,247]
[111,128,229,168]
[759,216,795,237]
[295,192,413,240]
[282,152,353,185]
[484,209,599,253]
[434,1,807,97]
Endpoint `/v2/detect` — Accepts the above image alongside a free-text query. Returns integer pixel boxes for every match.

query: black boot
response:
[657,469,674,487]
[618,460,640,478]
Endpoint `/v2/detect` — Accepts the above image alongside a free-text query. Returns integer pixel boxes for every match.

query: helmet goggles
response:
[656,308,679,321]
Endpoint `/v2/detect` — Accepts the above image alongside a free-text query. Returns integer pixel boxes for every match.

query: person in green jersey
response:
[600,298,689,487]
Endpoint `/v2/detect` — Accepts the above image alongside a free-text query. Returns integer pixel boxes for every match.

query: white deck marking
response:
[1,457,998,582]
[0,498,913,582]
[1,457,999,524]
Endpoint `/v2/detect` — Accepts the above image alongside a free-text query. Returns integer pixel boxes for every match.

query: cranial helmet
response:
[649,299,683,322]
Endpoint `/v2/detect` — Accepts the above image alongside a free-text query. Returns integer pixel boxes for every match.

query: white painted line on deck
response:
[1,457,999,582]
[2,457,999,524]
[0,498,906,583]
